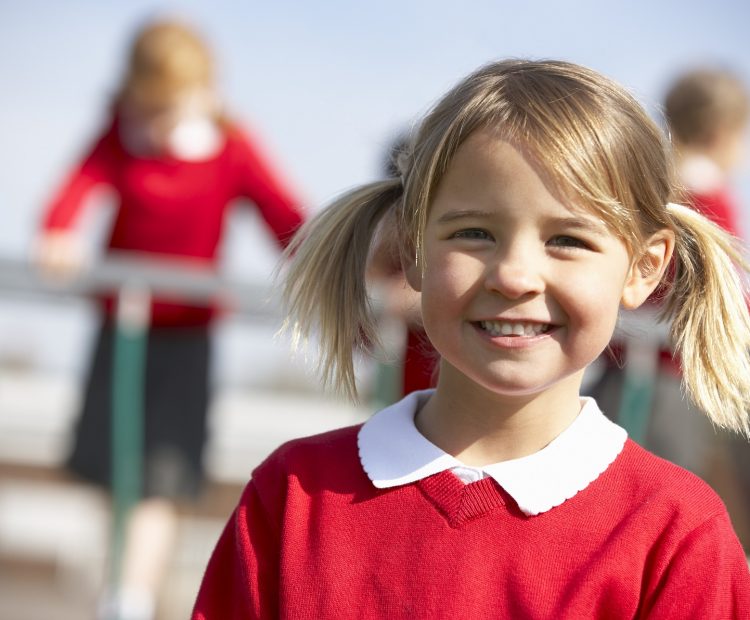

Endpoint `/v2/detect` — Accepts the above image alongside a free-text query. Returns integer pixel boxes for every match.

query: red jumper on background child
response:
[588,68,750,484]
[666,67,748,237]
[36,18,305,620]
[665,67,750,537]
[193,60,750,619]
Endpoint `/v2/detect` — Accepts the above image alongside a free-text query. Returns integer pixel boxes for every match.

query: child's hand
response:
[33,230,87,281]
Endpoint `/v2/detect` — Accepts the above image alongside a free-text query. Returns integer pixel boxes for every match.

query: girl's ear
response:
[621,229,675,309]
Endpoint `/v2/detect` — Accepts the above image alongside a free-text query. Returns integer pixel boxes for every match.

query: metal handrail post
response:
[614,309,668,443]
[108,283,151,616]
[370,312,405,410]
[617,335,659,444]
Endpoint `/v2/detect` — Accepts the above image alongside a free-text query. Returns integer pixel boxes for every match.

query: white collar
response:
[120,116,224,161]
[357,390,627,516]
[679,154,725,194]
[166,117,224,161]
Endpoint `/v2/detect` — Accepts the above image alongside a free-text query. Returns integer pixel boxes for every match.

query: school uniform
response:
[43,116,304,498]
[192,390,750,619]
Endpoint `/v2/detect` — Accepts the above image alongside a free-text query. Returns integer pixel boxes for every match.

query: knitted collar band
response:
[357,390,627,516]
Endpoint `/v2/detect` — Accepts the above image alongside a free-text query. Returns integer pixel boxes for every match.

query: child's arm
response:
[192,481,280,620]
[641,510,750,618]
[231,125,305,248]
[41,121,119,231]
[36,121,119,277]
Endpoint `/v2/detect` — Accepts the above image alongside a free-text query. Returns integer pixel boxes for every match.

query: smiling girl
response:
[193,60,750,619]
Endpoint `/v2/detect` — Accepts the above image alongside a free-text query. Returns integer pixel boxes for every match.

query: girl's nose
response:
[484,247,545,299]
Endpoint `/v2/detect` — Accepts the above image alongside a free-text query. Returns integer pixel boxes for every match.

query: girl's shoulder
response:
[609,440,750,613]
[217,119,243,142]
[611,438,729,523]
[218,120,258,149]
[265,424,363,466]
[250,423,366,492]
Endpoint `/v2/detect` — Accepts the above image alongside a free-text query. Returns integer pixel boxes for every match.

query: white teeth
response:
[479,320,549,337]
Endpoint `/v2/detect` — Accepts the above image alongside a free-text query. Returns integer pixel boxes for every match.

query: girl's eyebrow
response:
[436,210,609,236]
[549,216,610,236]
[435,209,494,223]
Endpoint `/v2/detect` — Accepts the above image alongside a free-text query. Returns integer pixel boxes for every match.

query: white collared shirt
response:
[358,390,627,516]
[680,154,725,194]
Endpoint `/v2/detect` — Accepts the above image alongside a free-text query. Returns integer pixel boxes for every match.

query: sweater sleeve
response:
[641,511,750,619]
[41,121,119,231]
[191,481,280,620]
[230,126,305,247]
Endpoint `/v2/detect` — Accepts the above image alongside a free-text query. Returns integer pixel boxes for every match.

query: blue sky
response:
[1,0,749,268]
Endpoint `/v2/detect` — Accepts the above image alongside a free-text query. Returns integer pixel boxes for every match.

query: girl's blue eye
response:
[452,228,493,240]
[548,235,589,249]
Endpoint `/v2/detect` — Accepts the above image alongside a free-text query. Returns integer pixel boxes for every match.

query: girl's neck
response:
[415,364,584,466]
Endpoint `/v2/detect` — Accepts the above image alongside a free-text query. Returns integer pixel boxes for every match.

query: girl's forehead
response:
[439,131,553,190]
[432,134,575,211]
[441,131,619,217]
[422,135,629,245]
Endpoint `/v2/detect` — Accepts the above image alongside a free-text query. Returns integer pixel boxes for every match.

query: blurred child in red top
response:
[589,68,749,495]
[663,67,750,539]
[36,18,304,620]
[665,68,748,237]
[644,68,749,478]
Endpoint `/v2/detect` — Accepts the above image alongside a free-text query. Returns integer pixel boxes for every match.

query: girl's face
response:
[407,130,659,403]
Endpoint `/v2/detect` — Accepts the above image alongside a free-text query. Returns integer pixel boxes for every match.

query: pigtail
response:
[663,202,750,437]
[281,179,403,400]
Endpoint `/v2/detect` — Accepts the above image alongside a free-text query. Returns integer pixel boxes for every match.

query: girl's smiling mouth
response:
[476,320,554,337]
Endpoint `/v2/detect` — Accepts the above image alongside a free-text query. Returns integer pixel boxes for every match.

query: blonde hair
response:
[115,19,216,115]
[284,60,750,437]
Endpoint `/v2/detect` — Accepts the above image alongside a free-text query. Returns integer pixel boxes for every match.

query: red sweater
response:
[689,186,742,238]
[42,117,304,326]
[192,426,750,619]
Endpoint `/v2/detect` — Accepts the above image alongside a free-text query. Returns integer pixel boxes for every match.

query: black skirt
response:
[67,321,211,499]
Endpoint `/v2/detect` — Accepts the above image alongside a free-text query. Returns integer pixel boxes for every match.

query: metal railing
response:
[0,253,280,319]
[0,252,285,615]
